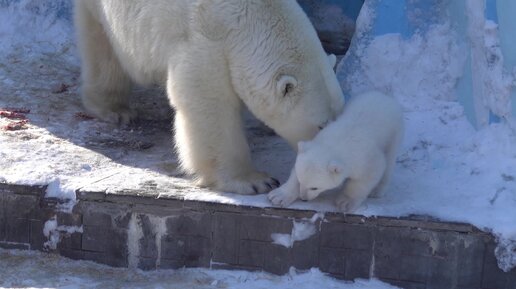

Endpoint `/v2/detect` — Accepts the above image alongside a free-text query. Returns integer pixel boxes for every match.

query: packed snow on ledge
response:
[0,249,399,289]
[0,0,515,273]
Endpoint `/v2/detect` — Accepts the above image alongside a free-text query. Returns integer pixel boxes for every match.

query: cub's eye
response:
[310,187,318,191]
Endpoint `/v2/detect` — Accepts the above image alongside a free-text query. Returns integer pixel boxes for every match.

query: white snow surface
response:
[0,0,516,272]
[0,249,400,289]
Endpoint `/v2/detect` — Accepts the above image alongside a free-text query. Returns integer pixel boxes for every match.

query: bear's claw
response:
[268,187,298,207]
[216,172,279,195]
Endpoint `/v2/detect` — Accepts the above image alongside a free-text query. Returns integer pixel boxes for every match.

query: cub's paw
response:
[217,172,280,195]
[268,187,298,207]
[335,195,362,213]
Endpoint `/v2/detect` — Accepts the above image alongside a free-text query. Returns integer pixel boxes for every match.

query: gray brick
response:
[161,235,187,260]
[29,219,46,251]
[399,255,430,283]
[426,257,459,289]
[457,236,485,288]
[238,240,266,268]
[321,222,374,250]
[166,212,211,238]
[291,233,319,270]
[58,232,82,251]
[212,213,239,264]
[239,215,291,242]
[56,212,82,227]
[400,229,439,257]
[82,225,110,252]
[263,244,290,275]
[185,236,210,267]
[345,249,372,280]
[5,218,30,243]
[82,211,112,227]
[319,247,347,276]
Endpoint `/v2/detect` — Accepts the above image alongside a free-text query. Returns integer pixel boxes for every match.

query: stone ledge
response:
[1,183,515,289]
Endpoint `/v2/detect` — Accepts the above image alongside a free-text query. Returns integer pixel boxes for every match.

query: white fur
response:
[74,0,345,194]
[268,91,404,212]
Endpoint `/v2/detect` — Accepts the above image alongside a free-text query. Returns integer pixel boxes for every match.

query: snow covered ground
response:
[0,0,515,274]
[0,249,399,289]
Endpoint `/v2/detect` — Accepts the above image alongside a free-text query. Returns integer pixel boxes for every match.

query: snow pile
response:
[0,248,400,289]
[271,213,324,248]
[42,215,83,251]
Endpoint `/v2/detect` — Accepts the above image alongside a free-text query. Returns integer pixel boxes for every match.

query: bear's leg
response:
[74,1,135,124]
[268,168,300,207]
[171,86,279,195]
[336,157,386,212]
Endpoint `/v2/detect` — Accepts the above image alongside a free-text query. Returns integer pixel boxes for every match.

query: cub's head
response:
[295,141,347,201]
[198,0,345,148]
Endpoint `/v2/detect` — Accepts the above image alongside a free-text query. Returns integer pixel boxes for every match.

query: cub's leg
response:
[74,0,135,124]
[268,168,300,207]
[336,155,386,212]
[370,131,402,198]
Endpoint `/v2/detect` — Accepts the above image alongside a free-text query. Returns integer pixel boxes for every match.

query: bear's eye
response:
[309,187,318,191]
[284,83,294,97]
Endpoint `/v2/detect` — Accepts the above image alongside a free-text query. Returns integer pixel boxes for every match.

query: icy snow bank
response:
[0,248,400,289]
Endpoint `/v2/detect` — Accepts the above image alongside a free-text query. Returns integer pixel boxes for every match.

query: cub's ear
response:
[277,75,298,97]
[328,160,343,174]
[297,141,311,153]
[196,0,230,40]
[327,54,337,69]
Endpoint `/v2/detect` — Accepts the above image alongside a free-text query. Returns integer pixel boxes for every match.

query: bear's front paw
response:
[268,187,298,207]
[217,172,280,195]
[95,107,138,126]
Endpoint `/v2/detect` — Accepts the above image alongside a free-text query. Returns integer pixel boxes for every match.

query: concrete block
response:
[239,215,292,242]
[344,249,372,280]
[166,212,211,238]
[399,255,431,283]
[238,239,266,268]
[212,213,239,264]
[263,244,290,275]
[319,247,347,276]
[5,218,30,243]
[185,236,210,267]
[321,222,374,250]
[161,235,187,261]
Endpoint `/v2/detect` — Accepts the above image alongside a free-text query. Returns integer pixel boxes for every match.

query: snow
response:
[272,213,324,248]
[0,0,516,273]
[0,249,400,289]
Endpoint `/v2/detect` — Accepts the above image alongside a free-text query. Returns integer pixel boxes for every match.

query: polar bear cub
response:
[268,91,403,213]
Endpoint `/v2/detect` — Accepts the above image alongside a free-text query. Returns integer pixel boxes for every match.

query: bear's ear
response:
[328,161,343,174]
[327,54,337,69]
[277,75,298,98]
[298,141,311,153]
[196,0,229,40]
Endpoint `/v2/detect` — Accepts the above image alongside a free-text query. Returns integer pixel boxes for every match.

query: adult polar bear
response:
[74,0,345,195]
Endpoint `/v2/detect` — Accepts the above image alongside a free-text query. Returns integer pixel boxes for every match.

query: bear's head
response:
[295,141,347,201]
[197,0,345,148]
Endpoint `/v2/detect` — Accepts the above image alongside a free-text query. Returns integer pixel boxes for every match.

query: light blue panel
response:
[371,0,411,37]
[485,0,499,22]
[497,0,516,120]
